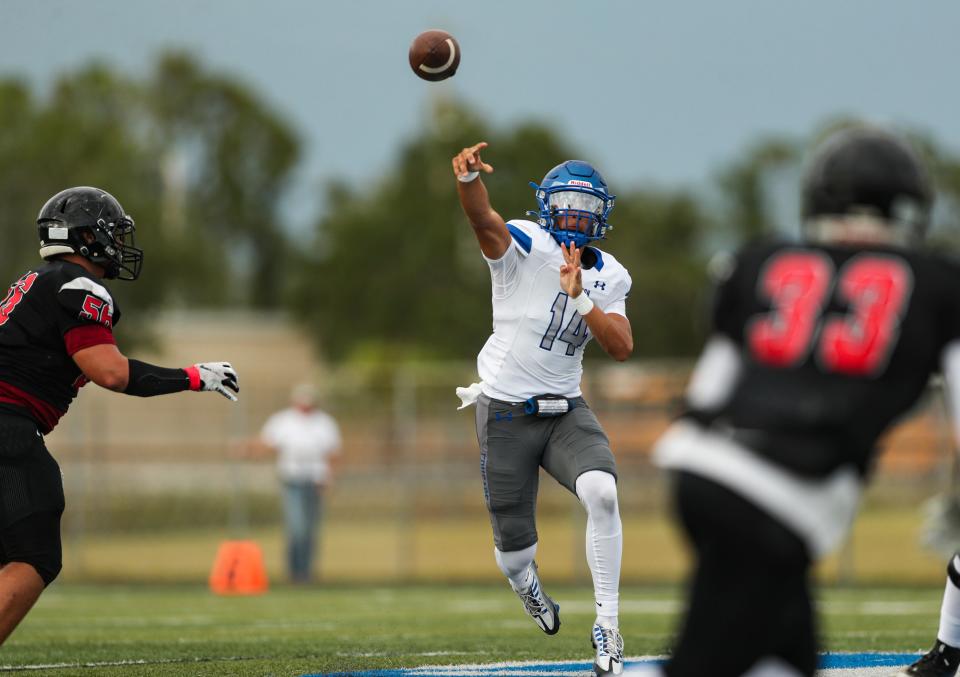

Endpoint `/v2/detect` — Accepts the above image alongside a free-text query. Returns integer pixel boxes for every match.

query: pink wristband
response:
[184,365,201,391]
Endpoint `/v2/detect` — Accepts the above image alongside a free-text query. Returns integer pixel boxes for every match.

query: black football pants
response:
[664,471,817,677]
[0,412,64,585]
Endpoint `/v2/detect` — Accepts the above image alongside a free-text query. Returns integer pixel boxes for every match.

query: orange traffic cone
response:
[209,540,269,595]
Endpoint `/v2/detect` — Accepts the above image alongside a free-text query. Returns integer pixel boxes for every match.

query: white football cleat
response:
[592,623,625,676]
[510,561,560,635]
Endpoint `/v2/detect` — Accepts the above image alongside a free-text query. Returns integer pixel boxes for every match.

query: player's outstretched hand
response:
[560,242,584,298]
[191,362,239,401]
[452,142,494,181]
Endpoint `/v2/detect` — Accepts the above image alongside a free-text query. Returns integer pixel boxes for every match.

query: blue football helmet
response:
[529,160,615,248]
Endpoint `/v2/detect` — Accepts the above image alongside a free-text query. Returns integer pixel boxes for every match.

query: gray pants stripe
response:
[476,394,492,507]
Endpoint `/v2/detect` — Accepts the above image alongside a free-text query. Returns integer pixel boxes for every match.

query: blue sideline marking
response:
[316,653,922,677]
[820,652,919,667]
[320,663,609,676]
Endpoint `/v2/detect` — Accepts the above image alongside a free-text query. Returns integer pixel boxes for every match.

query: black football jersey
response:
[692,239,960,477]
[0,260,121,432]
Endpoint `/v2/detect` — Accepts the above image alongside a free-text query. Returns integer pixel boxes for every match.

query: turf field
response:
[0,583,942,676]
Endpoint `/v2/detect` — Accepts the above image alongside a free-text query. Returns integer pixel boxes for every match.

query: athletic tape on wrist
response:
[457,171,480,183]
[571,292,594,315]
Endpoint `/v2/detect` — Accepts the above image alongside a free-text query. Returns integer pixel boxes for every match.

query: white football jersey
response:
[477,219,632,402]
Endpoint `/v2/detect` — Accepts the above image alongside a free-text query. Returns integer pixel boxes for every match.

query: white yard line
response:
[0,656,254,672]
[450,598,937,616]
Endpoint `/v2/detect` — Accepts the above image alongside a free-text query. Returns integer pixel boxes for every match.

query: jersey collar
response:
[582,247,605,271]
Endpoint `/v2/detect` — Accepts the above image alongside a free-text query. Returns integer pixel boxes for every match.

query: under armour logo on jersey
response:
[594,281,606,290]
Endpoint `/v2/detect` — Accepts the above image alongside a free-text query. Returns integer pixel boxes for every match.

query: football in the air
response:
[408,30,461,82]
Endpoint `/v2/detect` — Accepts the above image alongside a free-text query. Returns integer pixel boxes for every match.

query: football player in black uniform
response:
[0,187,239,644]
[632,127,960,677]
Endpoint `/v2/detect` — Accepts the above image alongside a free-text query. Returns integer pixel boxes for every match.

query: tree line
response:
[2,53,959,359]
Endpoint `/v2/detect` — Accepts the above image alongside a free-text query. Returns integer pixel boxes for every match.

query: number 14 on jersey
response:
[540,292,590,356]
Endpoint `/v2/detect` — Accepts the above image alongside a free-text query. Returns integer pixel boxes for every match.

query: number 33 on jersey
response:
[716,241,960,382]
[747,250,911,376]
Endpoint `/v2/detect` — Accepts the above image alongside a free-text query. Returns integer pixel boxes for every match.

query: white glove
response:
[188,362,239,401]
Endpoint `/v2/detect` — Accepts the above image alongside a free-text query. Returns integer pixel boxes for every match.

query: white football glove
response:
[193,362,239,401]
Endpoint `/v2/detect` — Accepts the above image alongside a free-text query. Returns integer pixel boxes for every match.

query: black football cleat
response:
[894,641,960,676]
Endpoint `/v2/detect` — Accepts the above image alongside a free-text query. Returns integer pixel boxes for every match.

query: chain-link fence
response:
[44,313,955,585]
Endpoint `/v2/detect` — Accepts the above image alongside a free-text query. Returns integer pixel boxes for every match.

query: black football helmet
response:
[801,127,933,240]
[37,187,143,280]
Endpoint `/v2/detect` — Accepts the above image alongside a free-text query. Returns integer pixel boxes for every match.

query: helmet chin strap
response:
[548,229,590,249]
[546,210,602,249]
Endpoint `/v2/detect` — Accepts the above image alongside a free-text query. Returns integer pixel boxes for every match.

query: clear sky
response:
[1,0,957,226]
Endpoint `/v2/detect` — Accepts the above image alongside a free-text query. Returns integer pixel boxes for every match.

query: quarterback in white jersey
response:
[477,217,632,402]
[453,142,633,677]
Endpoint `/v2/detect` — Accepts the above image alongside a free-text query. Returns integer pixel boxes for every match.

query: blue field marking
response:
[820,652,920,668]
[315,652,922,677]
[320,661,612,677]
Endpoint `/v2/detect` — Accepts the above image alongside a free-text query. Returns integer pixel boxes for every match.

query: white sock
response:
[576,470,622,627]
[938,555,960,647]
[495,543,537,591]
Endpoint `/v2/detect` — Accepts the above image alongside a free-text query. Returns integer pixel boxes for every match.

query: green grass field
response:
[0,583,943,676]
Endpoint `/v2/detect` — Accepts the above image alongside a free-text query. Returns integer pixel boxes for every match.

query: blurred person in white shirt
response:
[259,383,341,583]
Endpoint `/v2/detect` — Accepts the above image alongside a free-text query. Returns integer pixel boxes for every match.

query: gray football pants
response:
[475,394,617,552]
